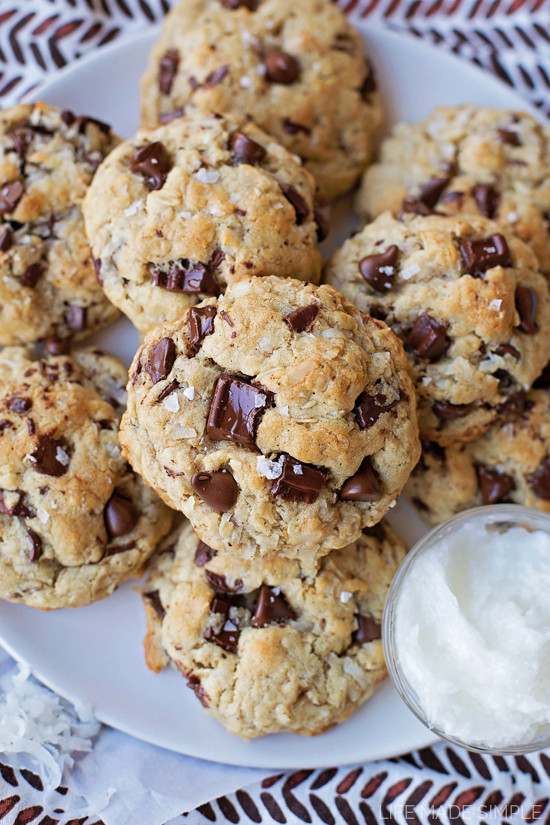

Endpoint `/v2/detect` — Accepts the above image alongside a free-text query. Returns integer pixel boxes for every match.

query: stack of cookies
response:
[1,0,549,741]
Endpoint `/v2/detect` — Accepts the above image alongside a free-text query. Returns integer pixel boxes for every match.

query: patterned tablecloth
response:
[0,1,549,823]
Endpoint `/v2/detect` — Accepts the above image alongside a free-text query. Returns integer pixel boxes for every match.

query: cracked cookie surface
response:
[143,518,406,738]
[120,276,419,563]
[83,111,321,333]
[324,212,550,445]
[0,347,172,609]
[0,102,120,345]
[357,105,550,274]
[139,0,381,200]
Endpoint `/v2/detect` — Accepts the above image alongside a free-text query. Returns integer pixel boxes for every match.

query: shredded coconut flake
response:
[400,263,420,280]
[124,200,142,217]
[279,405,289,416]
[507,212,519,223]
[256,455,284,480]
[239,76,252,88]
[56,447,70,466]
[183,385,195,400]
[340,591,353,604]
[489,299,502,311]
[180,210,192,220]
[163,393,179,412]
[194,168,220,184]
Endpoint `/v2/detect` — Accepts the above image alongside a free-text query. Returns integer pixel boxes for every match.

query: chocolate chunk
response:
[531,456,550,500]
[130,142,171,191]
[220,0,257,7]
[408,313,451,361]
[187,305,217,356]
[191,470,238,512]
[0,490,31,518]
[252,585,297,627]
[473,183,500,219]
[495,343,520,360]
[204,595,239,651]
[144,590,165,620]
[475,465,515,505]
[92,255,103,285]
[534,362,550,389]
[18,263,43,289]
[281,184,309,224]
[146,337,176,384]
[354,392,397,429]
[401,197,433,216]
[432,400,472,420]
[207,374,273,448]
[151,259,219,294]
[498,390,532,417]
[359,245,398,293]
[44,336,71,356]
[270,454,327,503]
[229,132,266,165]
[0,180,24,214]
[104,540,136,557]
[264,49,300,84]
[354,614,381,644]
[29,436,70,476]
[418,176,450,209]
[498,128,522,146]
[26,417,36,436]
[7,396,31,413]
[0,420,13,435]
[360,65,377,96]
[440,191,465,208]
[362,522,386,542]
[368,304,388,321]
[61,109,76,125]
[313,202,330,242]
[77,115,112,135]
[104,493,139,538]
[160,108,185,124]
[159,48,179,94]
[156,380,179,404]
[203,65,230,88]
[204,570,243,594]
[284,304,318,333]
[515,286,538,334]
[66,305,87,333]
[27,529,42,562]
[340,458,381,502]
[459,234,511,276]
[282,117,311,136]
[194,540,217,566]
[186,674,210,707]
[0,227,13,252]
[9,127,33,159]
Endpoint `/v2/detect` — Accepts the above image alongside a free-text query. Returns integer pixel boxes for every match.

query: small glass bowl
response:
[383,504,550,754]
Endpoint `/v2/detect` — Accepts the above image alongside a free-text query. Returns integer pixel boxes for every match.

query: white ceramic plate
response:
[0,24,541,769]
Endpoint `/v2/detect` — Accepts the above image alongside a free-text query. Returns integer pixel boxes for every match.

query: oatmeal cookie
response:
[120,276,419,563]
[0,102,120,345]
[139,0,381,200]
[143,519,406,738]
[324,212,550,445]
[83,112,321,333]
[0,347,172,609]
[357,105,550,274]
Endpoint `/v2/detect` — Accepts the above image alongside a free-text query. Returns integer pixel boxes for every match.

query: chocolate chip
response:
[0,489,31,517]
[270,453,326,503]
[26,529,42,562]
[495,343,520,360]
[66,305,87,333]
[530,456,550,500]
[220,0,257,7]
[194,541,217,566]
[0,420,13,435]
[354,614,381,644]
[359,245,398,293]
[360,66,377,96]
[498,128,522,146]
[130,142,171,191]
[340,458,381,502]
[515,286,538,334]
[282,118,311,138]
[77,115,112,135]
[498,390,532,417]
[186,674,209,707]
[264,49,299,84]
[204,570,243,594]
[17,263,43,289]
[191,470,238,512]
[281,185,309,224]
[229,132,266,165]
[0,227,13,252]
[432,400,472,420]
[44,336,71,356]
[187,305,217,356]
[476,465,515,505]
[160,108,185,124]
[144,590,165,619]
[440,191,465,208]
[0,180,24,214]
[104,493,139,538]
[26,417,36,436]
[146,337,176,384]
[151,259,220,294]
[284,304,318,333]
[8,127,33,159]
[368,304,388,321]
[534,362,550,389]
[159,48,179,94]
[473,183,500,219]
[29,437,70,476]
[408,313,451,361]
[401,197,433,216]
[7,396,31,413]
[419,176,450,208]
[207,374,273,448]
[459,234,511,276]
[203,65,230,88]
[362,522,387,542]
[204,595,239,651]
[251,585,297,627]
[104,540,136,557]
[313,202,330,242]
[354,392,397,429]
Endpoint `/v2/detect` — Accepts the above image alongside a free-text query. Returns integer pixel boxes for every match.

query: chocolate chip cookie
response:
[406,379,550,525]
[324,212,550,445]
[83,111,321,333]
[120,276,419,563]
[0,347,172,609]
[357,105,550,274]
[143,518,406,738]
[0,102,120,345]
[139,0,381,201]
